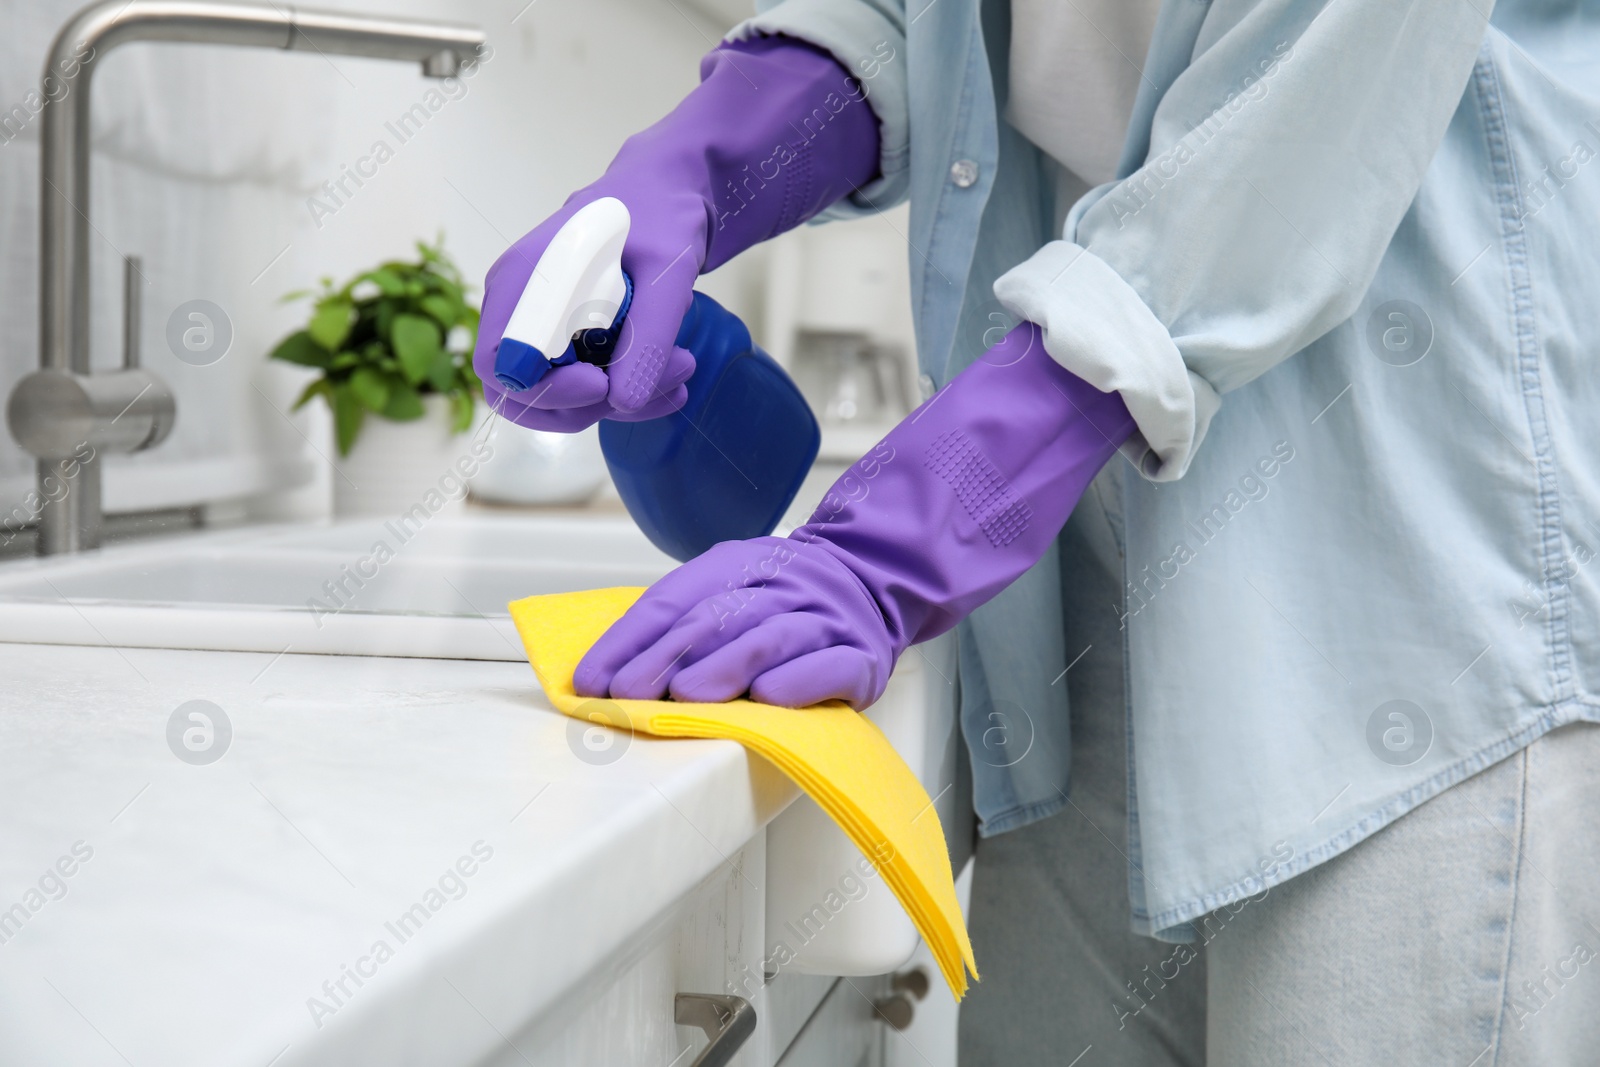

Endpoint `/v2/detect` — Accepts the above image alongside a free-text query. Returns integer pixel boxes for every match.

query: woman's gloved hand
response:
[575,535,899,707]
[574,325,1138,709]
[475,36,879,432]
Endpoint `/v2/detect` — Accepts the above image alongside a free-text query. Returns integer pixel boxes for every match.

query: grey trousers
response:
[960,498,1600,1065]
[961,716,1600,1067]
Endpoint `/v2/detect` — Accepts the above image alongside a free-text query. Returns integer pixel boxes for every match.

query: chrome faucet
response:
[6,1,486,555]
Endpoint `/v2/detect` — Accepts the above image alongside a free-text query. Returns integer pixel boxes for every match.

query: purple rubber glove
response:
[475,36,879,431]
[573,325,1137,709]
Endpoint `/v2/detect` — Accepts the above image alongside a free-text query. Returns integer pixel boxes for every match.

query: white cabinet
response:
[486,838,769,1066]
[485,831,937,1067]
[775,977,888,1067]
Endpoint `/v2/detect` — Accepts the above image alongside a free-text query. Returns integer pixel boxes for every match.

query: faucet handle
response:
[8,252,174,461]
[123,254,141,370]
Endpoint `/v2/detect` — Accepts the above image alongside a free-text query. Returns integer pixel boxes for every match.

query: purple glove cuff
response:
[692,36,882,266]
[795,324,1136,658]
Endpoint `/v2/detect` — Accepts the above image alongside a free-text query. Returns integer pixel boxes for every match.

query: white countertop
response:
[0,640,795,1066]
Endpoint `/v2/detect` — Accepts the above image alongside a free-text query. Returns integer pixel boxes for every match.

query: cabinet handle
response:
[892,966,931,1002]
[675,993,756,1067]
[872,993,915,1031]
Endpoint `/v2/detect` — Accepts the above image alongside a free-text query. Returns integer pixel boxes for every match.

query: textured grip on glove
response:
[924,430,1034,547]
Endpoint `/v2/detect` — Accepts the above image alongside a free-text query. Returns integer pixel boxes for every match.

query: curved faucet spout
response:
[19,1,486,554]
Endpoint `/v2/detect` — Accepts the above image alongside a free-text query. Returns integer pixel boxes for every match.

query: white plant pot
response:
[332,394,482,518]
[470,420,608,507]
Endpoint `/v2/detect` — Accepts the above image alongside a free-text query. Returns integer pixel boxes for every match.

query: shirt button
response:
[949,159,979,188]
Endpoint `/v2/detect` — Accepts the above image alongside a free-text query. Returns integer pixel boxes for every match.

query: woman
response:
[475,1,1600,1061]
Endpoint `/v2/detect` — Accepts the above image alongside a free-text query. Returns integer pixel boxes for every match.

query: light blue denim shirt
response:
[735,0,1600,940]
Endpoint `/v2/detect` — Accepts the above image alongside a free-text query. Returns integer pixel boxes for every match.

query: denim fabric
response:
[961,498,1207,1067]
[738,0,1600,942]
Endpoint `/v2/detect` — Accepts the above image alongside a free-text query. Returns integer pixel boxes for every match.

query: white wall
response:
[0,0,758,521]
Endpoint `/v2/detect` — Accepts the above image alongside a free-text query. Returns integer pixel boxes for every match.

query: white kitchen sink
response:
[0,511,964,981]
[0,513,677,661]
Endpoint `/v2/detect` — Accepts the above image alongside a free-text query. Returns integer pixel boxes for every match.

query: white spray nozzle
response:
[494,196,632,391]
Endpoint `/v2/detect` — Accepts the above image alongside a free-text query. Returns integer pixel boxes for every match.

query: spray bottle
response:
[491,197,820,562]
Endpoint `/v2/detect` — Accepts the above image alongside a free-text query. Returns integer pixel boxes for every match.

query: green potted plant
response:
[270,240,484,516]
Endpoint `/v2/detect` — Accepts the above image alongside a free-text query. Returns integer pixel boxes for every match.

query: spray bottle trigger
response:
[571,270,634,367]
[494,197,632,390]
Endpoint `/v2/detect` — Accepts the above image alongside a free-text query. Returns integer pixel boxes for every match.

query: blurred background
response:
[0,0,916,536]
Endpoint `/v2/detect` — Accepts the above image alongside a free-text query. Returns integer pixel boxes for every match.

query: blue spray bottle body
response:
[491,198,819,562]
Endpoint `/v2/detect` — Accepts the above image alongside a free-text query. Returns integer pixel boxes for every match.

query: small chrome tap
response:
[6,0,485,554]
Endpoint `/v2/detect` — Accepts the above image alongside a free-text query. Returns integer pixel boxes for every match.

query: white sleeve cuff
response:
[994,241,1220,481]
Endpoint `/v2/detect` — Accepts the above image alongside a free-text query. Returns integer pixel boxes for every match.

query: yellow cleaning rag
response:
[508,587,978,998]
